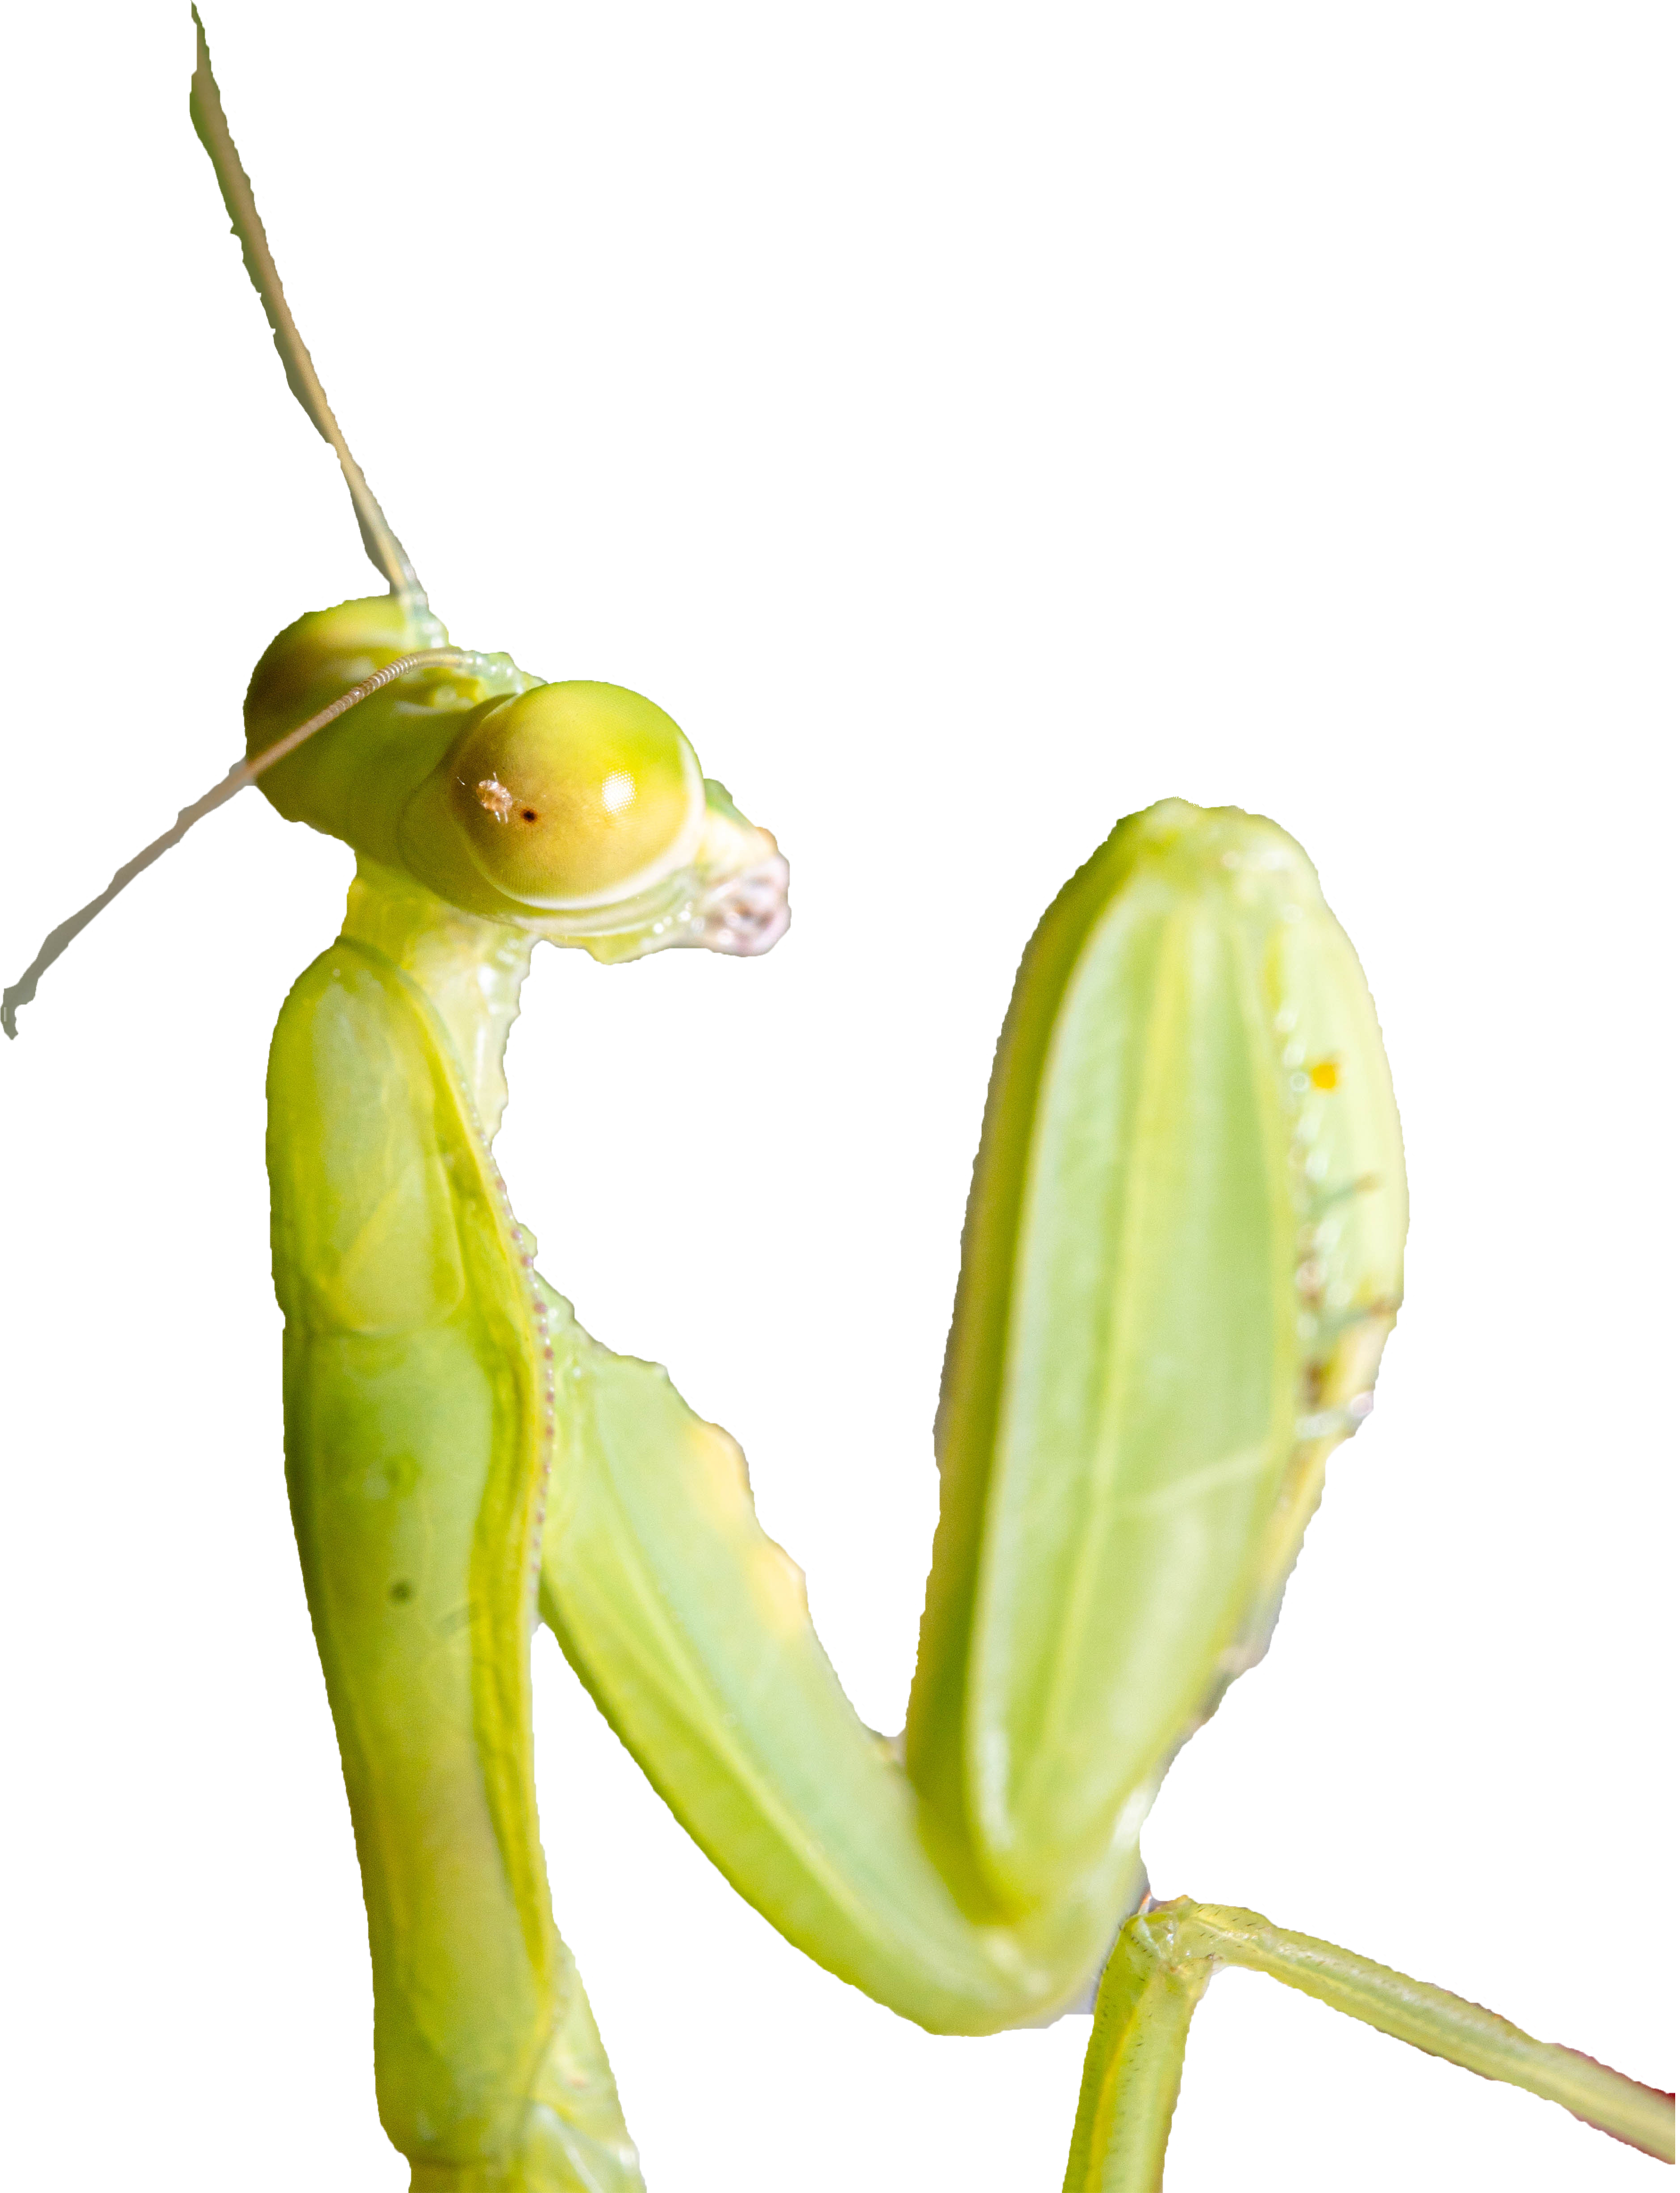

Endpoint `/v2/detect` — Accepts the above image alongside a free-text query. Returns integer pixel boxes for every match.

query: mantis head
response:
[245,595,791,967]
[0,598,789,1039]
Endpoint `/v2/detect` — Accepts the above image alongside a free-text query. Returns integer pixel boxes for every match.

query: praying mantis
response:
[10,8,1666,2184]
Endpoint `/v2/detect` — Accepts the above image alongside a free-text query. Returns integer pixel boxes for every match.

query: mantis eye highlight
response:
[446,682,705,909]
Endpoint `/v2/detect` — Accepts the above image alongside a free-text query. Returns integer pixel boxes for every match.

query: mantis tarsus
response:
[10,8,1666,2184]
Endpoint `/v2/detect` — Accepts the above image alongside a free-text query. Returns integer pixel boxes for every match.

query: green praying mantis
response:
[7,8,1666,2184]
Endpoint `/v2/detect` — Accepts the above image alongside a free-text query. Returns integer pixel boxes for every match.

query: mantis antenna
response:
[0,649,471,1038]
[189,6,426,608]
[2,16,455,1038]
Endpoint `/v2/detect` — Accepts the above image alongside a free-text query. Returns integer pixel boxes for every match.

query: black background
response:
[3,4,1666,2193]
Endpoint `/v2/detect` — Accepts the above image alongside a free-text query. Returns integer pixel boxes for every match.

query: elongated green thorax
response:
[268,885,643,2189]
[906,801,1406,1919]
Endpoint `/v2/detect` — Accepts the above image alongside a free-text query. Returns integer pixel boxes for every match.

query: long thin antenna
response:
[1,651,470,1037]
[2,20,450,1039]
[189,8,427,607]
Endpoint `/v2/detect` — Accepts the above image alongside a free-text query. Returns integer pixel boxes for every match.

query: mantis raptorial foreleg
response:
[7,17,1666,2193]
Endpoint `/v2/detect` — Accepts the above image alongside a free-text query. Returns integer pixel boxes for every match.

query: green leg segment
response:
[1062,1906,1213,2193]
[1065,1900,1675,2190]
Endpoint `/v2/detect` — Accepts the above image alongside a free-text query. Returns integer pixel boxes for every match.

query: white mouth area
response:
[510,801,790,964]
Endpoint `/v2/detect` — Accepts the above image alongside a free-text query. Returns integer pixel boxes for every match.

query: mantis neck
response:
[340,858,533,1141]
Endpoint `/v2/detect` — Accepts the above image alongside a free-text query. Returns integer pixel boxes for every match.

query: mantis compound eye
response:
[447,682,706,910]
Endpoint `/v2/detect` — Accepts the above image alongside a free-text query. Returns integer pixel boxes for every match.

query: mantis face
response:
[244,593,791,964]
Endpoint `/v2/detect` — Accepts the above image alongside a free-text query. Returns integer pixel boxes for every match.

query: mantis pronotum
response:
[7,17,1666,2193]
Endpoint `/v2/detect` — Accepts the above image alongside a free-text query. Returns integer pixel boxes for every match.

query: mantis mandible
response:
[7,8,1666,2184]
